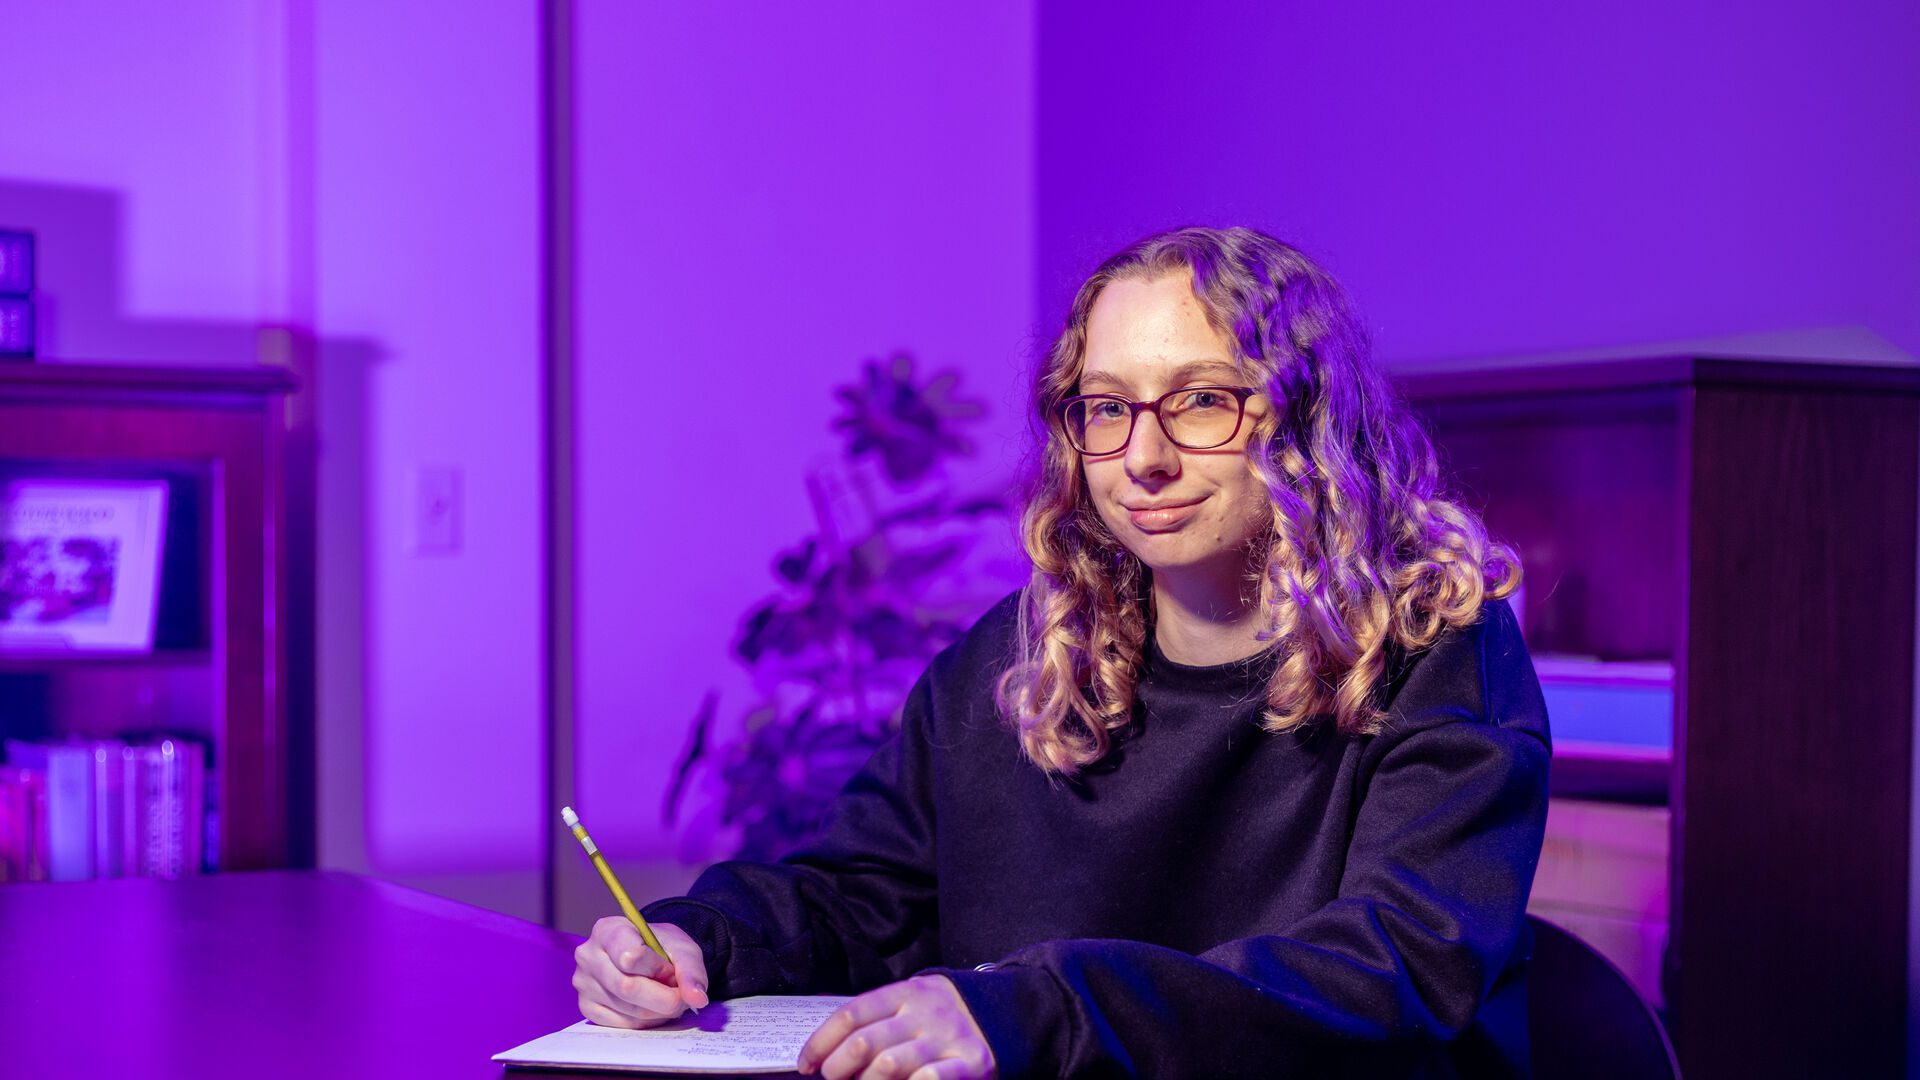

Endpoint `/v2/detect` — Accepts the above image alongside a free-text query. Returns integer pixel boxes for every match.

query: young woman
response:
[571,226,1550,1080]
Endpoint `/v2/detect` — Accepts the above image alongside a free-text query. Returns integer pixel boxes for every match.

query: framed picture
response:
[0,480,169,653]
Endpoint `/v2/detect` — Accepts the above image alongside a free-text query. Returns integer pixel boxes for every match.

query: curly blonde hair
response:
[995,227,1520,775]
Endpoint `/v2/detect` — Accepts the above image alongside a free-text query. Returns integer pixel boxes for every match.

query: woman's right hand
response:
[573,918,711,1028]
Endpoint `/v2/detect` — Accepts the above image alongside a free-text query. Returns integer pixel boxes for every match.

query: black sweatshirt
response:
[642,593,1551,1079]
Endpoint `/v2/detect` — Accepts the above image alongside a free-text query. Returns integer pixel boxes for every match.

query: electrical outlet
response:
[411,465,462,556]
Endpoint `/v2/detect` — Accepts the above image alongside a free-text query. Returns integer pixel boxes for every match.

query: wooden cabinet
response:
[1400,356,1918,1080]
[0,362,302,871]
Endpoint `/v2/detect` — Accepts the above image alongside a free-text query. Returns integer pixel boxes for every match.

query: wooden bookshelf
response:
[1399,355,1919,1080]
[0,360,300,871]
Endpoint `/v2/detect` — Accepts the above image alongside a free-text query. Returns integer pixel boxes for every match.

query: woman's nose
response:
[1124,410,1181,481]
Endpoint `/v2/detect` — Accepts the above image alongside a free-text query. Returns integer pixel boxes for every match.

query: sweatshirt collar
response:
[1141,633,1281,695]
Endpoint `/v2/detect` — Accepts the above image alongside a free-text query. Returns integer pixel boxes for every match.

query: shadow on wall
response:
[305,329,381,874]
[0,178,264,366]
[0,176,388,873]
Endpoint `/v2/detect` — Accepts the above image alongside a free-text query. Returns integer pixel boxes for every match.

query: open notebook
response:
[494,995,853,1075]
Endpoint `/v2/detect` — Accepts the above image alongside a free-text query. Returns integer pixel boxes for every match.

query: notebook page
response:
[494,995,854,1074]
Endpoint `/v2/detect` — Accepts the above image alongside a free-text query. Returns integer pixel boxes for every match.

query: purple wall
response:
[0,2,280,363]
[1034,1,1920,367]
[570,2,1035,900]
[311,0,545,916]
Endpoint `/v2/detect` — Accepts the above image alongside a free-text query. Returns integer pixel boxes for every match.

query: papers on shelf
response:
[1530,654,1673,688]
[1531,653,1673,754]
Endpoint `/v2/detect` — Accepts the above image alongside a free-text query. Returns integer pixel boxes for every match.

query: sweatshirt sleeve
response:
[639,671,943,1000]
[937,605,1551,1079]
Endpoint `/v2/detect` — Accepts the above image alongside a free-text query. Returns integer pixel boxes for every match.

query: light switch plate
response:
[411,465,462,556]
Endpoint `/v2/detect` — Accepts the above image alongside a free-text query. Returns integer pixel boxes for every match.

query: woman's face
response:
[1076,272,1273,592]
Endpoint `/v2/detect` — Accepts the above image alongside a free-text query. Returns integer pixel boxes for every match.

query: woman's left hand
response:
[796,973,996,1080]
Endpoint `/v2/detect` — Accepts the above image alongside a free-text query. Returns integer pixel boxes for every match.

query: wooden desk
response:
[0,870,607,1078]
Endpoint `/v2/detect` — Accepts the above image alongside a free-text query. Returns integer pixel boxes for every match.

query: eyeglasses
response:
[1057,385,1260,456]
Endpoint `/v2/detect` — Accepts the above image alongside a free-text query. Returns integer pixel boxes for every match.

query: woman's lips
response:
[1126,498,1204,531]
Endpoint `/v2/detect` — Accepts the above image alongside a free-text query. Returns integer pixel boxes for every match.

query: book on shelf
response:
[3,740,92,879]
[0,229,34,359]
[126,739,205,878]
[0,735,206,883]
[0,763,46,882]
[0,296,31,358]
[0,229,33,295]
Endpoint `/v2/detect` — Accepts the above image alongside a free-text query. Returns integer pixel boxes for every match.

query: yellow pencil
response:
[561,806,668,962]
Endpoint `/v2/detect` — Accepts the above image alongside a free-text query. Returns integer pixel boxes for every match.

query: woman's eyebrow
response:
[1077,370,1129,391]
[1078,360,1239,393]
[1168,360,1242,384]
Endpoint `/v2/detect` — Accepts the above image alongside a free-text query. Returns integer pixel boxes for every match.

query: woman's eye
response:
[1088,401,1129,422]
[1182,390,1225,410]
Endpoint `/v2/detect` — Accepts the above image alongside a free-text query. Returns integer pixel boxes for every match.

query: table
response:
[0,870,629,1078]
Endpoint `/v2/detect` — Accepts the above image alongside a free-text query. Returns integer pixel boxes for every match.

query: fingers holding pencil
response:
[576,918,711,1027]
[626,921,710,1010]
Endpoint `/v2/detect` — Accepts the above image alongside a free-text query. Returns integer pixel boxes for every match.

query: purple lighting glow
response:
[0,1,1915,1077]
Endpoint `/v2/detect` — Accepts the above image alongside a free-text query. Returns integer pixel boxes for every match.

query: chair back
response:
[1526,914,1681,1079]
